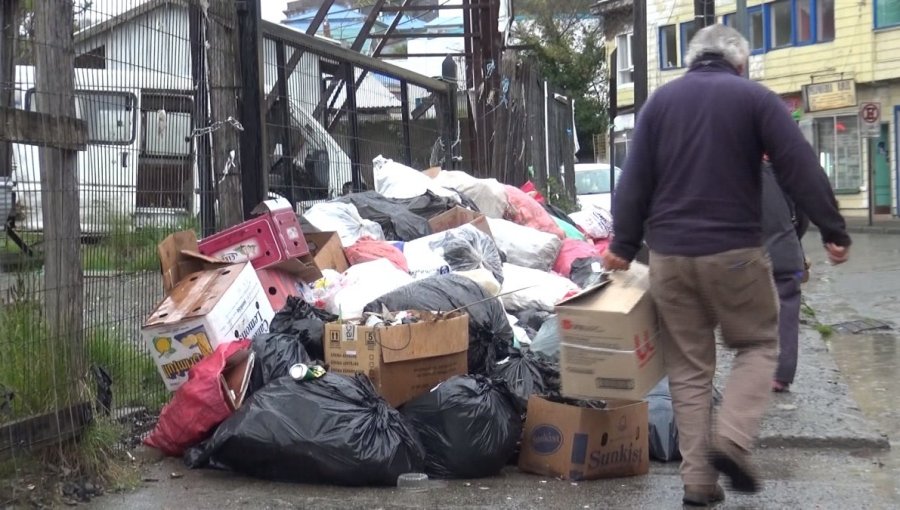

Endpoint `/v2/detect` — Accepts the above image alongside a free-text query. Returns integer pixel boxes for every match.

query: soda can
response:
[289,363,326,381]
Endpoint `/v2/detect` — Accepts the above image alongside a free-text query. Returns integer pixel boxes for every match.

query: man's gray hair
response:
[684,24,750,69]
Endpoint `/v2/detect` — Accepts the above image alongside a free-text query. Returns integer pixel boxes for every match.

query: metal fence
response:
[0,0,454,503]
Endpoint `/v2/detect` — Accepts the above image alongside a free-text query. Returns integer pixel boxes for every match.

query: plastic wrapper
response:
[299,269,343,310]
[500,263,580,313]
[487,218,562,272]
[304,202,385,247]
[399,375,522,479]
[364,274,513,376]
[568,257,608,289]
[530,315,560,362]
[185,373,425,486]
[344,237,409,272]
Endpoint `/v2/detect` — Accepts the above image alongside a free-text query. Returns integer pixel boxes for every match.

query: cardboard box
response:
[157,230,229,294]
[220,349,256,411]
[142,262,275,391]
[198,198,310,270]
[518,396,649,481]
[555,263,664,401]
[293,231,351,283]
[427,206,493,238]
[324,311,469,407]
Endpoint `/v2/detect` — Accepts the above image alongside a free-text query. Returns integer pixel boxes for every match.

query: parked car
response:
[574,163,622,212]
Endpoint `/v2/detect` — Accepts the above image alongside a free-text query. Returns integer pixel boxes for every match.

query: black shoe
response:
[709,436,761,493]
[683,483,725,506]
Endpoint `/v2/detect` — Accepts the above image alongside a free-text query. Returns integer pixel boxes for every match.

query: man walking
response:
[602,25,851,506]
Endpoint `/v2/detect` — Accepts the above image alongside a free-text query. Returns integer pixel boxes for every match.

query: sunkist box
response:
[556,263,665,401]
[518,395,649,480]
[142,261,275,391]
[324,311,469,407]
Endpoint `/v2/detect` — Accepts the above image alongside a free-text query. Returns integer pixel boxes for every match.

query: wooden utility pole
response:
[206,0,244,228]
[33,0,84,373]
[0,0,19,178]
[235,0,266,218]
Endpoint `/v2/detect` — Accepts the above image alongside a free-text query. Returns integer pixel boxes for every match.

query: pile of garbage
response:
[140,156,673,485]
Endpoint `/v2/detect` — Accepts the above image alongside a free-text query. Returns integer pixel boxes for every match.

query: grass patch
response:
[70,418,142,491]
[816,324,834,338]
[86,327,166,411]
[82,214,199,273]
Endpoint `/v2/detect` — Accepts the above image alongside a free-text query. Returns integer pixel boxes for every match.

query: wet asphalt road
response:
[86,232,900,510]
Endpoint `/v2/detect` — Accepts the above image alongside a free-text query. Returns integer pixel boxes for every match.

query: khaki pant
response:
[649,247,778,486]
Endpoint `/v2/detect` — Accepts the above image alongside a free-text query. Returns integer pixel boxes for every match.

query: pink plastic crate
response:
[198,200,309,270]
[256,268,302,313]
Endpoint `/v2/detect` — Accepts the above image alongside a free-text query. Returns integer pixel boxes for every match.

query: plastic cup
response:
[396,472,429,489]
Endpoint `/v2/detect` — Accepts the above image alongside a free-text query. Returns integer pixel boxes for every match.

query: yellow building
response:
[598,0,900,217]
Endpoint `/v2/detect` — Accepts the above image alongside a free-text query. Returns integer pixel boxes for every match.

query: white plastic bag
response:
[328,259,413,319]
[304,202,384,247]
[373,156,460,201]
[487,218,562,272]
[431,170,509,218]
[299,269,343,310]
[499,263,580,313]
[569,206,614,239]
[401,238,452,280]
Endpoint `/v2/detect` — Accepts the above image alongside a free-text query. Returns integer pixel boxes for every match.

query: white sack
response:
[431,170,509,218]
[373,156,460,201]
[486,218,562,272]
[304,202,385,247]
[499,263,580,313]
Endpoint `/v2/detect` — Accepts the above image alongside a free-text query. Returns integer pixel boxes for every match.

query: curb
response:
[758,434,891,450]
[809,225,900,235]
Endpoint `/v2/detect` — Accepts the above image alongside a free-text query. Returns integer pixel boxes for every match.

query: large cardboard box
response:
[518,396,650,481]
[427,206,493,238]
[555,263,664,401]
[324,312,469,407]
[142,262,275,391]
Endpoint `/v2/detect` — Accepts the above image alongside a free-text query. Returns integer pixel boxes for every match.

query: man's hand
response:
[824,243,849,265]
[602,250,631,271]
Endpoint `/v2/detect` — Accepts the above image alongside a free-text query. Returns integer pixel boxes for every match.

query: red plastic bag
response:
[593,237,611,255]
[344,238,409,272]
[553,239,600,277]
[144,339,251,456]
[519,181,546,204]
[503,185,565,239]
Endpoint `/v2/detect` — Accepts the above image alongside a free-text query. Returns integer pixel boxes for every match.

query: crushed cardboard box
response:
[518,395,649,480]
[427,206,493,238]
[324,311,469,407]
[556,263,664,401]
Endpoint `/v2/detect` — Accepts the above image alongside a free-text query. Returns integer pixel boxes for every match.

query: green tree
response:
[513,0,608,160]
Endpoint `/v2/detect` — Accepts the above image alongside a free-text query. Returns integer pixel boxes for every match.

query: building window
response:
[817,0,835,40]
[680,21,700,64]
[616,33,634,84]
[875,0,900,28]
[796,0,813,43]
[749,6,766,53]
[770,0,792,48]
[813,115,861,192]
[659,25,678,69]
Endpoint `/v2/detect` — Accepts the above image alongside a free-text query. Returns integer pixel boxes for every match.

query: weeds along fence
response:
[0,0,455,497]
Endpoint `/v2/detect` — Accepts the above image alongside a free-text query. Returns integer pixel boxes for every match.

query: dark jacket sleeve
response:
[610,99,657,261]
[756,90,851,247]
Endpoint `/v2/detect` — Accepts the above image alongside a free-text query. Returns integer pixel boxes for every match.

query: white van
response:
[11,65,353,233]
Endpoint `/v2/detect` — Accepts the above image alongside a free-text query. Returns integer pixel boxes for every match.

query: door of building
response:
[872,123,891,214]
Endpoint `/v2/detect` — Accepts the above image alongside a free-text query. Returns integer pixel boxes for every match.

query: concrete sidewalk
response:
[808,215,900,235]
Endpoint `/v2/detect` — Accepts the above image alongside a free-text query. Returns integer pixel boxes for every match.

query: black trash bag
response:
[364,274,513,375]
[542,203,579,229]
[569,256,609,289]
[453,190,482,213]
[185,373,425,486]
[647,377,680,462]
[337,191,436,241]
[267,296,337,361]
[514,309,552,337]
[428,224,504,284]
[394,191,458,219]
[400,375,522,479]
[491,349,561,410]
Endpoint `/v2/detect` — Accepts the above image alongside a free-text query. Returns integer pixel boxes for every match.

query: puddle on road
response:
[827,332,900,503]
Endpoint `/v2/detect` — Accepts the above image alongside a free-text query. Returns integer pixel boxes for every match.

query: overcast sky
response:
[84,0,290,22]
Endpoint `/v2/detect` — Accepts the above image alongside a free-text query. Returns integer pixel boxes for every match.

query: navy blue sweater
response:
[610,56,851,260]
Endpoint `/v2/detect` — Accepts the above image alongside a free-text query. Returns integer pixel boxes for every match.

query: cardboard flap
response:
[251,197,293,214]
[556,263,649,313]
[145,263,248,326]
[379,312,469,364]
[158,230,230,293]
[220,349,256,410]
